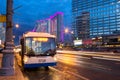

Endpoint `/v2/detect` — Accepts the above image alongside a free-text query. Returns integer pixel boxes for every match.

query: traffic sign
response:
[0,15,6,22]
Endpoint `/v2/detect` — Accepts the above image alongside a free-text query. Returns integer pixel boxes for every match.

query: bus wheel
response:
[45,66,49,70]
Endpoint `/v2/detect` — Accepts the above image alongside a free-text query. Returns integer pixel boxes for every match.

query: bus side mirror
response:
[20,38,24,45]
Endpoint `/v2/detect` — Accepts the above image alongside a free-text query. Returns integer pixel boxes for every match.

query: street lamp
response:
[0,0,14,76]
[13,35,15,39]
[15,24,19,28]
[71,31,74,34]
[64,28,69,34]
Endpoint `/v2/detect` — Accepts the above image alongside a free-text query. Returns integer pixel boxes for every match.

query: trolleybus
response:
[20,32,57,68]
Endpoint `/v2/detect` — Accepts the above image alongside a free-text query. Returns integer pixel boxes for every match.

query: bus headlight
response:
[24,57,28,63]
[54,56,57,61]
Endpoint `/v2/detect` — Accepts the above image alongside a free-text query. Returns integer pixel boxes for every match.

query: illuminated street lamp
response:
[64,28,69,33]
[13,35,15,39]
[15,24,19,28]
[71,31,74,34]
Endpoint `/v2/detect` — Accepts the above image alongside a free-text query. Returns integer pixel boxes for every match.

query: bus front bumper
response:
[24,62,57,68]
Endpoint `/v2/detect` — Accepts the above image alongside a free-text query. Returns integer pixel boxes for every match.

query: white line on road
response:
[66,71,90,80]
[50,67,89,80]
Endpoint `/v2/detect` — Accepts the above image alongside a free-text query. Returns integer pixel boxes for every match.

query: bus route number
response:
[38,59,46,63]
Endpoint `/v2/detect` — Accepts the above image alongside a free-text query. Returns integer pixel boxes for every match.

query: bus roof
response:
[23,32,56,38]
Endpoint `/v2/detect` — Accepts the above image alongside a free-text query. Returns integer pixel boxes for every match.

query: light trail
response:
[56,54,112,71]
[57,50,120,61]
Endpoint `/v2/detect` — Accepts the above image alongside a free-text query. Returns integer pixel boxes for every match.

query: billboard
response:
[73,40,82,46]
[83,39,92,45]
[0,15,6,22]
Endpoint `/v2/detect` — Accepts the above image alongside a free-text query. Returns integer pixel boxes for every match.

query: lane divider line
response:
[50,67,89,80]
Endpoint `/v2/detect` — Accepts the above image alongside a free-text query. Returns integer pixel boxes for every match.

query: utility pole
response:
[0,0,14,76]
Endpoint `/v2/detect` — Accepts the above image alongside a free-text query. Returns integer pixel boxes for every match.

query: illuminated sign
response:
[0,15,6,22]
[74,40,82,46]
[33,38,48,42]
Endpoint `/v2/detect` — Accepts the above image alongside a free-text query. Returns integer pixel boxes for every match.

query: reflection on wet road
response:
[21,51,120,80]
[23,68,64,80]
[23,67,82,80]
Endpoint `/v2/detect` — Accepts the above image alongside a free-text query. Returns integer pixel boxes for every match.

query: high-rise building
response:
[76,12,90,39]
[50,12,64,43]
[72,0,120,40]
[35,19,50,33]
[34,12,64,43]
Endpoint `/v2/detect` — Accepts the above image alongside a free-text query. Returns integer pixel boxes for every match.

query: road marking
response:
[50,67,89,80]
[66,71,90,80]
[50,67,64,74]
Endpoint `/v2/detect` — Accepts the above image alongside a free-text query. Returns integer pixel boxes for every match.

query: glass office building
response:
[72,0,120,40]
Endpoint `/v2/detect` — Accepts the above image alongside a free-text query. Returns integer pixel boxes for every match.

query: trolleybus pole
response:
[0,0,14,75]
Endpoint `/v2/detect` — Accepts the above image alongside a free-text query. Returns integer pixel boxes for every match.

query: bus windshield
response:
[25,37,56,56]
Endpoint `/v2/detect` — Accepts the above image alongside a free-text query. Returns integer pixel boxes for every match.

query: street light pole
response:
[0,0,14,76]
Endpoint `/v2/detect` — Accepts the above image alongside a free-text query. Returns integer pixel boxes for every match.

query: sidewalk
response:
[0,53,25,80]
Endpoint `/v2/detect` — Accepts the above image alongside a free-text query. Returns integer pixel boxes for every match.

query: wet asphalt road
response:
[21,51,120,80]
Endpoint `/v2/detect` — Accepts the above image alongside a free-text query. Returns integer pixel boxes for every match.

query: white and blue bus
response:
[20,32,57,68]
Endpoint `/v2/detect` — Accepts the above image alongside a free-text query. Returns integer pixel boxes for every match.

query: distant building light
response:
[71,31,74,34]
[92,38,95,40]
[76,37,78,40]
[98,37,102,39]
[0,40,1,45]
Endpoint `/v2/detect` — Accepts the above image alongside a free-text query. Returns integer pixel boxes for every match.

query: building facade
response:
[76,12,90,39]
[72,0,120,40]
[34,12,64,43]
[35,19,50,33]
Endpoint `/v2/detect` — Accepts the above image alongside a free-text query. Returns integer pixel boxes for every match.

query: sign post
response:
[0,0,14,76]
